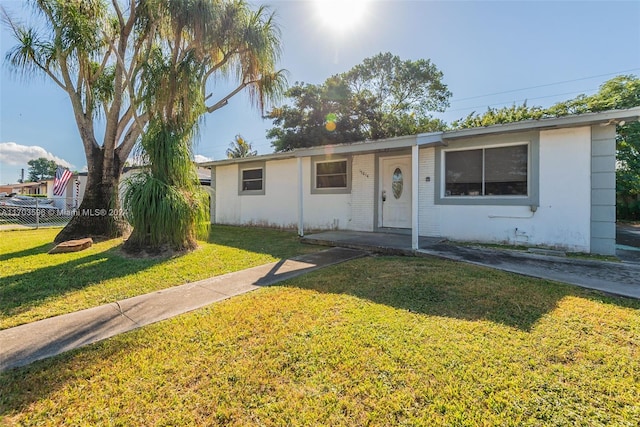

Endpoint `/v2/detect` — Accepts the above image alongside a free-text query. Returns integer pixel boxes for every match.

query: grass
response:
[1,234,639,425]
[0,226,318,329]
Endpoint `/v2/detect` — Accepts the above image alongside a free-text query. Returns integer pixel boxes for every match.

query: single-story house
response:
[199,107,640,255]
[1,181,49,196]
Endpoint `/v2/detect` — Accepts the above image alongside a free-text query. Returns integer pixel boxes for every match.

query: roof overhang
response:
[199,134,421,168]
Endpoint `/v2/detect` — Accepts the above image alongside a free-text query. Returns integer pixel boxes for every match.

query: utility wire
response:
[446,88,600,113]
[450,68,640,103]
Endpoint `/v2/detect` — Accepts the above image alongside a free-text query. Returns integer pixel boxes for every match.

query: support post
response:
[210,166,216,224]
[297,157,304,237]
[35,198,39,229]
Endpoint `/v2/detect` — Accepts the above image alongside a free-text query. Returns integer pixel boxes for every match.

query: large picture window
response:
[445,144,528,197]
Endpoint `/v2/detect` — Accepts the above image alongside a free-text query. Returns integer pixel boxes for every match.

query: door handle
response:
[382,190,386,202]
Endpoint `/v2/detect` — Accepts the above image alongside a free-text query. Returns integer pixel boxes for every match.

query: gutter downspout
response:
[210,166,216,224]
[411,144,419,250]
[297,157,304,237]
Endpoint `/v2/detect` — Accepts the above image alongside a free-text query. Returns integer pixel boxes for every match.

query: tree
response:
[226,135,257,158]
[27,157,57,181]
[124,0,284,251]
[549,75,640,220]
[450,103,547,129]
[3,0,285,244]
[267,52,450,152]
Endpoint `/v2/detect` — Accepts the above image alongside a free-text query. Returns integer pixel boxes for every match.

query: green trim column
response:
[590,125,616,255]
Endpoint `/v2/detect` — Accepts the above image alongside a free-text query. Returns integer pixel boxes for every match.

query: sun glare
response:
[313,0,369,35]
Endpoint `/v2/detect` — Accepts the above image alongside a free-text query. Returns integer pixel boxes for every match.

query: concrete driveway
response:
[617,223,640,263]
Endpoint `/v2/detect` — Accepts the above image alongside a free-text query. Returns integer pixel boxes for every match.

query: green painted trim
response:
[590,124,616,255]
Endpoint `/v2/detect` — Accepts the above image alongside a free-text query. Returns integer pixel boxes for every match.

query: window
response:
[242,168,263,191]
[238,162,265,195]
[445,144,528,197]
[311,157,351,194]
[316,160,347,189]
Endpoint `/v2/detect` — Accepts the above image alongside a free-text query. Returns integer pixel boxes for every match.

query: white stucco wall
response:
[418,147,438,237]
[419,126,592,251]
[213,126,595,252]
[349,153,375,231]
[215,156,367,231]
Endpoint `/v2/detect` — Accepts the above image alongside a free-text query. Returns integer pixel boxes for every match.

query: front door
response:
[380,156,411,228]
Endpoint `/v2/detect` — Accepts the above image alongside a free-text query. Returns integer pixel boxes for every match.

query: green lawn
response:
[1,231,639,425]
[0,226,318,329]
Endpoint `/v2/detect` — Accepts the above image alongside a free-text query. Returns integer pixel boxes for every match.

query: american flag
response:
[53,166,73,196]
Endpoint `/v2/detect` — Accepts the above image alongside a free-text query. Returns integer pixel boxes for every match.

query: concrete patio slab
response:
[303,231,640,300]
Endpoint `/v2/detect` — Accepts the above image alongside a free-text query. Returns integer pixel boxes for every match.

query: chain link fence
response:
[0,195,77,230]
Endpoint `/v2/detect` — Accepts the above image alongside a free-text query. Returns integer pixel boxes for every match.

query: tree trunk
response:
[54,147,129,243]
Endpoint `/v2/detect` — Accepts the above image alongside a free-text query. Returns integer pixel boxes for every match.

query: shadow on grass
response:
[206,225,316,260]
[0,242,56,262]
[0,246,166,321]
[2,253,639,418]
[279,255,640,332]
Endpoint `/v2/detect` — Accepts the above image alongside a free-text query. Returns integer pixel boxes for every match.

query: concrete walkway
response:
[0,247,367,372]
[303,231,640,299]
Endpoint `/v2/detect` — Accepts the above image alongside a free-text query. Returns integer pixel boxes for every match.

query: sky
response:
[1,0,639,184]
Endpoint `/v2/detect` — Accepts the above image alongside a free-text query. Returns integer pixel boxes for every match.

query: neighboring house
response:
[1,174,85,209]
[76,165,214,205]
[2,181,49,196]
[200,107,640,255]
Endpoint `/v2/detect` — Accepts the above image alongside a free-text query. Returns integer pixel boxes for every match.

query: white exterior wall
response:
[215,155,377,231]
[422,126,592,251]
[213,126,596,251]
[349,154,375,231]
[535,127,591,250]
[216,160,301,228]
[300,156,351,231]
[418,147,438,237]
[215,164,241,224]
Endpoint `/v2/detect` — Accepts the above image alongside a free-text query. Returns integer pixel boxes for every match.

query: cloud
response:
[0,142,74,168]
[194,154,213,163]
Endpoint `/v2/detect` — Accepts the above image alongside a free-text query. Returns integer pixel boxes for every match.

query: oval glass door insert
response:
[392,168,403,199]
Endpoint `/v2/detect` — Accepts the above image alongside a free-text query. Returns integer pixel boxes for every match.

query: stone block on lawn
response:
[49,238,93,254]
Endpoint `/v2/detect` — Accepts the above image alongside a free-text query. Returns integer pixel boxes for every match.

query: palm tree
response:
[123,0,286,251]
[2,0,286,245]
[226,135,257,158]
